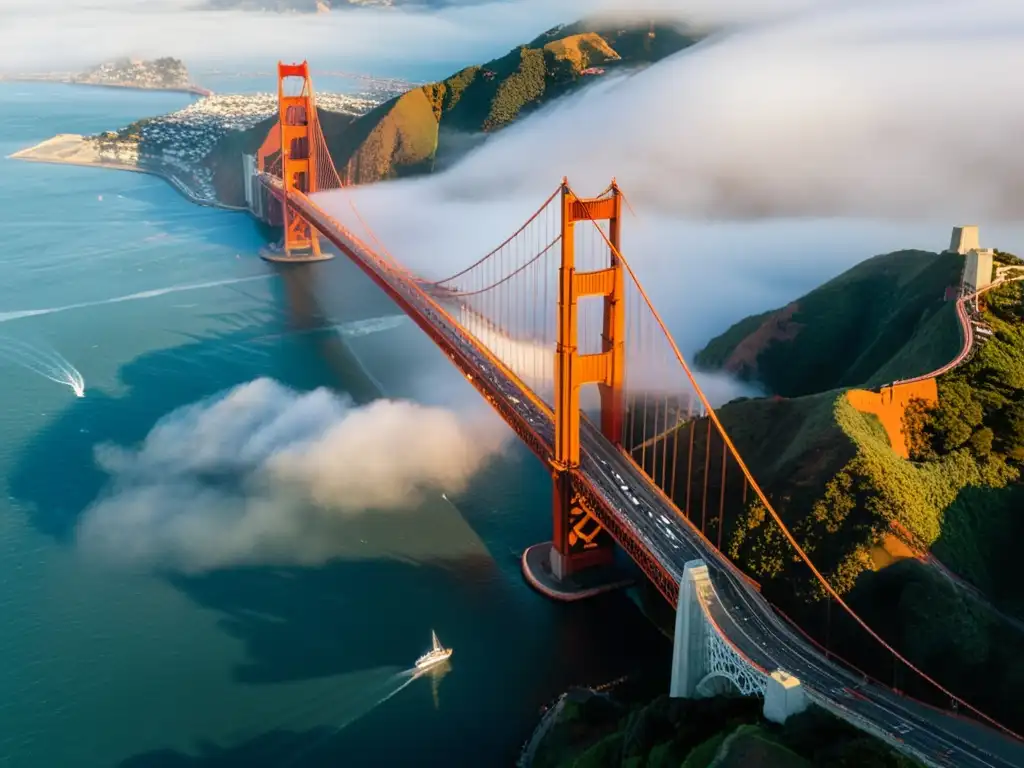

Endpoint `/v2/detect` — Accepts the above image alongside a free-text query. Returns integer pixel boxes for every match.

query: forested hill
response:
[694,250,964,397]
[206,20,702,204]
[687,250,1024,732]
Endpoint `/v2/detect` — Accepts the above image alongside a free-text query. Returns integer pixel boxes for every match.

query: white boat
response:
[415,630,453,670]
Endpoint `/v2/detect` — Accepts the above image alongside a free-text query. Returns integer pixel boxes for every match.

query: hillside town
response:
[73,57,193,90]
[88,91,380,204]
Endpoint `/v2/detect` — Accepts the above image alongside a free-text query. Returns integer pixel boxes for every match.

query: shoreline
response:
[0,75,211,98]
[517,693,567,768]
[8,135,246,213]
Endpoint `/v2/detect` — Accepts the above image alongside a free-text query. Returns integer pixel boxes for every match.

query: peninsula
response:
[7,90,383,209]
[1,57,210,97]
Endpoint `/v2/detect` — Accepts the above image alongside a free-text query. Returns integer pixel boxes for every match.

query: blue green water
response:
[0,83,668,767]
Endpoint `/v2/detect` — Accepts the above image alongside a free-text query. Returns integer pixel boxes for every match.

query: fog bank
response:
[76,378,506,573]
[316,0,1024,356]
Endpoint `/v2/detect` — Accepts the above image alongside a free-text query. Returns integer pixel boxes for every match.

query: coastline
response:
[0,75,211,98]
[7,135,246,213]
[518,693,567,768]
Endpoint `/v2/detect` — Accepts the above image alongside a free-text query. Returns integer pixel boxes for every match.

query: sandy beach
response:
[8,133,140,172]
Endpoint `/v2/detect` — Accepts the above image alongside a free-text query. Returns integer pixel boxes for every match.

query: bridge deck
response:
[263,176,1024,768]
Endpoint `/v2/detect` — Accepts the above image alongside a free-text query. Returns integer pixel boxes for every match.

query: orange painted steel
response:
[264,180,557,430]
[266,180,678,590]
[568,185,1019,738]
[259,64,1016,736]
[549,180,626,574]
[256,121,280,172]
[278,170,1020,739]
[554,180,625,467]
[277,62,322,260]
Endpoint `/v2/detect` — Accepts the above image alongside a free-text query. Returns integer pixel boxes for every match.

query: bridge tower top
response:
[553,178,624,467]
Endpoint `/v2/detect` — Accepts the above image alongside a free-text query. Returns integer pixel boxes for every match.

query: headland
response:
[6,91,382,210]
[0,57,210,97]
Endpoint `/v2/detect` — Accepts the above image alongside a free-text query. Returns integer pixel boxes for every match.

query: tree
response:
[996,400,1024,460]
[929,380,983,453]
[969,427,994,457]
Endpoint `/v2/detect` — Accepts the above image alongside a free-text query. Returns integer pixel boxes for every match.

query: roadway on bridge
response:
[275,180,1024,768]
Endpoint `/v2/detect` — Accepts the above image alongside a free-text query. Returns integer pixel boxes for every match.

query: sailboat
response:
[415,630,453,670]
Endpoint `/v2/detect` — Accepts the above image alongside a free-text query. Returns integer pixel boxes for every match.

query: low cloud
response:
[0,0,846,76]
[434,0,1024,223]
[76,378,506,573]
[316,0,1024,360]
[0,0,573,73]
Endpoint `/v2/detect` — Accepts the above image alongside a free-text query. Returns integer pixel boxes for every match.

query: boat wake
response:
[336,315,408,339]
[0,275,271,324]
[274,668,425,767]
[0,336,84,396]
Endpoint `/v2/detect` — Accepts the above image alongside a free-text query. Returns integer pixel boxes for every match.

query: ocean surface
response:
[0,82,670,767]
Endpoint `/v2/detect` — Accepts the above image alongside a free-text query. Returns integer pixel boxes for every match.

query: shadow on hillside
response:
[930,483,1024,621]
[836,557,1024,734]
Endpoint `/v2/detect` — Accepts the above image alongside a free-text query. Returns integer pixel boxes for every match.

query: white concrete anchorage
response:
[670,559,808,724]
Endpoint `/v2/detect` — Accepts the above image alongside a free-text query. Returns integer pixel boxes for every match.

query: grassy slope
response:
[329,22,702,182]
[708,277,1024,603]
[691,271,1024,728]
[203,21,702,204]
[696,251,964,396]
[208,20,703,201]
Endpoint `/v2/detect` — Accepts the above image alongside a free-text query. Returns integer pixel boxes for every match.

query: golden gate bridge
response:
[252,61,1022,766]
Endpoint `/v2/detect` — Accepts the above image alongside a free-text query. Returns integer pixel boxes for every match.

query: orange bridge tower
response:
[524,179,631,599]
[262,61,332,263]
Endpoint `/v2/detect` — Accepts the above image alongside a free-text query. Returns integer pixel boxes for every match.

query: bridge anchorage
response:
[672,561,807,724]
[254,60,1024,764]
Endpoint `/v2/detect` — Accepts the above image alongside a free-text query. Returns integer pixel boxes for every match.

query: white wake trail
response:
[277,668,424,767]
[336,315,409,339]
[0,336,85,396]
[0,275,272,324]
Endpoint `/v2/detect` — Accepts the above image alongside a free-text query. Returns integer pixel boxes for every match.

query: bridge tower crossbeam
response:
[549,179,625,580]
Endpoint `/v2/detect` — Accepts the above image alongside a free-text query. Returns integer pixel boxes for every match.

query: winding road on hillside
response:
[889,276,1024,635]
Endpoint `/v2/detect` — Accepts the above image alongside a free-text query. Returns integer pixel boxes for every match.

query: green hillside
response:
[206,20,702,203]
[687,276,1024,730]
[695,250,964,396]
[332,21,701,184]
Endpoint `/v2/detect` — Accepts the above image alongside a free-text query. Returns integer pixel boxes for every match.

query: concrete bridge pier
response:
[521,542,633,601]
[763,671,808,724]
[670,560,808,724]
[670,560,710,698]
